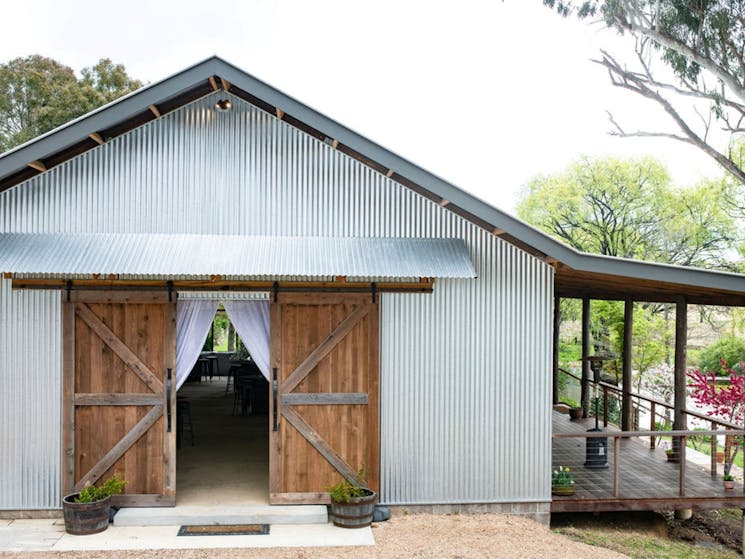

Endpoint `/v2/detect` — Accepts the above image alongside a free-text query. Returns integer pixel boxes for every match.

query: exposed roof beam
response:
[220,78,231,91]
[88,133,104,145]
[386,169,394,178]
[28,160,46,173]
[149,104,161,118]
[439,199,450,208]
[208,76,219,91]
[492,227,505,236]
[276,108,285,120]
[331,139,339,149]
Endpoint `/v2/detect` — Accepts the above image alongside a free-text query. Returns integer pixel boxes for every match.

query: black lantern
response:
[581,353,615,469]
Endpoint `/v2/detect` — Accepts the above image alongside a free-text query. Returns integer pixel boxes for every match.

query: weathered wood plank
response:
[280,304,370,394]
[62,301,75,496]
[73,405,163,491]
[74,393,162,406]
[70,291,169,304]
[281,406,359,485]
[75,303,164,393]
[367,302,380,494]
[269,301,282,498]
[163,300,177,498]
[112,494,175,507]
[281,393,368,406]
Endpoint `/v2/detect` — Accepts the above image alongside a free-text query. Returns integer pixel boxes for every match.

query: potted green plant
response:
[62,475,126,535]
[326,470,376,528]
[568,407,583,420]
[551,466,575,496]
[662,442,679,463]
[723,473,735,491]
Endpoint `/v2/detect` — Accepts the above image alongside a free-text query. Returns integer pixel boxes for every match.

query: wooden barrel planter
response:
[329,490,376,528]
[62,494,111,535]
[551,485,575,496]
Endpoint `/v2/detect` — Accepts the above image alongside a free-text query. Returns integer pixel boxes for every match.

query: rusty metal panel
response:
[0,91,553,508]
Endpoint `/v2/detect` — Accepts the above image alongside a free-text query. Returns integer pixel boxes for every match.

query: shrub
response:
[698,337,745,375]
[74,475,126,503]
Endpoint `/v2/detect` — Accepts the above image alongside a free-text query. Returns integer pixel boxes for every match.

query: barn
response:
[1,56,745,525]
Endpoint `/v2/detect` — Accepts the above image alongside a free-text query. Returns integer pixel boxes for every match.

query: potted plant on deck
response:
[62,475,126,535]
[723,472,736,491]
[551,466,575,496]
[327,470,376,529]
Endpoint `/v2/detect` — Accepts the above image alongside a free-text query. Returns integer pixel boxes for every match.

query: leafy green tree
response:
[518,156,735,268]
[0,55,141,152]
[698,337,745,375]
[544,1,745,187]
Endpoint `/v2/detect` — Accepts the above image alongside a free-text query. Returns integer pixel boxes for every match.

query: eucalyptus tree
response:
[544,1,745,187]
[0,55,141,152]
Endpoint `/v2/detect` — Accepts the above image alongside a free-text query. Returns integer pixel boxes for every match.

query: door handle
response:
[272,368,278,432]
[166,368,172,432]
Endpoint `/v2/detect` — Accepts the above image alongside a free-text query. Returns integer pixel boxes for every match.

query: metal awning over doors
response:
[0,233,476,283]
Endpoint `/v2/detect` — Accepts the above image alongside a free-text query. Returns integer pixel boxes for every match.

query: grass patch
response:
[555,526,739,559]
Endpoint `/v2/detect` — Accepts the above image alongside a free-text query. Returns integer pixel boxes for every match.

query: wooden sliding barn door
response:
[269,294,379,504]
[62,292,176,507]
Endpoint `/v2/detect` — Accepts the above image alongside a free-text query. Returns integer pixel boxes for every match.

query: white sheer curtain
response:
[176,299,220,389]
[223,300,270,380]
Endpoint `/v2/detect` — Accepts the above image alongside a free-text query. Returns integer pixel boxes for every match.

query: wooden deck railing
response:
[558,367,743,479]
[553,428,745,500]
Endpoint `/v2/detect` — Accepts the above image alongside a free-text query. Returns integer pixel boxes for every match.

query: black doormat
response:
[177,524,270,536]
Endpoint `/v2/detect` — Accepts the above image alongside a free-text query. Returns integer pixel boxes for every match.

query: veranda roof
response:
[0,233,476,280]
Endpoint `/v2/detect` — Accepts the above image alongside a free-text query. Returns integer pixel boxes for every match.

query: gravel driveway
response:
[0,513,627,559]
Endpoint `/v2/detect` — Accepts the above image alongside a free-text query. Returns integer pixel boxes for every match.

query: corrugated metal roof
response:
[0,233,476,279]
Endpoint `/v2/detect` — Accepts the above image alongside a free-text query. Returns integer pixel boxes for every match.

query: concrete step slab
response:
[113,504,328,526]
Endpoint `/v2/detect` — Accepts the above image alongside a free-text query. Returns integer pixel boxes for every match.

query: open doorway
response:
[175,298,270,506]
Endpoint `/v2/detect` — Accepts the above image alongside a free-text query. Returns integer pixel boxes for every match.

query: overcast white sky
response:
[0,1,724,212]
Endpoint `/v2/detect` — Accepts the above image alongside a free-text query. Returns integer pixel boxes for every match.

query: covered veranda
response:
[550,254,745,513]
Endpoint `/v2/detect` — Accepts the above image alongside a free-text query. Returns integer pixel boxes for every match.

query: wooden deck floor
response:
[552,411,745,512]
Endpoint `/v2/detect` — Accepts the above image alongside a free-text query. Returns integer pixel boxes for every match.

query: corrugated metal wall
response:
[0,91,553,508]
[0,278,61,509]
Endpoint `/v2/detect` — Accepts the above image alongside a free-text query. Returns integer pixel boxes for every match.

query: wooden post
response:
[581,298,591,418]
[711,421,717,478]
[679,435,687,496]
[673,298,687,460]
[622,299,634,431]
[553,294,560,405]
[613,436,621,497]
[650,401,656,449]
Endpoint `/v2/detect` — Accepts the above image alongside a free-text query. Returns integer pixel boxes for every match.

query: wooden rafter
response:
[208,76,219,91]
[385,169,394,178]
[276,108,285,120]
[149,104,161,118]
[439,199,450,207]
[492,227,505,236]
[28,160,46,172]
[220,78,231,91]
[331,139,339,149]
[13,278,435,294]
[89,132,105,145]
